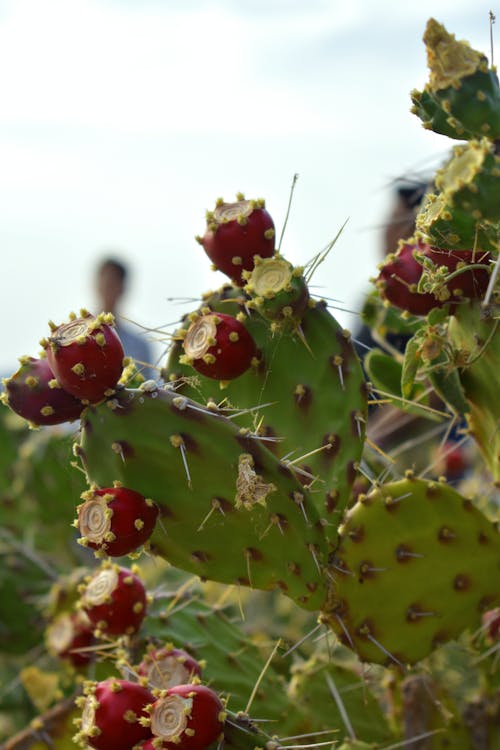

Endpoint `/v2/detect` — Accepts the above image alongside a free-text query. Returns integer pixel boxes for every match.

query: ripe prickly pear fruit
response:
[180,311,257,381]
[76,483,159,557]
[418,246,492,304]
[45,611,95,667]
[137,645,202,690]
[79,562,148,636]
[43,310,125,403]
[2,356,84,426]
[376,241,491,315]
[74,678,154,750]
[196,197,275,285]
[376,240,445,316]
[143,683,225,750]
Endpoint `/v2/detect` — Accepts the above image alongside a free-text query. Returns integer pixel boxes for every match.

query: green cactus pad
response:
[164,288,367,525]
[447,302,500,481]
[410,86,475,140]
[414,18,500,140]
[321,476,500,665]
[433,139,500,225]
[79,385,328,610]
[416,190,499,253]
[287,653,392,744]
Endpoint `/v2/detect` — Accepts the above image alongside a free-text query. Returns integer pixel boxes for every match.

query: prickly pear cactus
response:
[2,14,500,750]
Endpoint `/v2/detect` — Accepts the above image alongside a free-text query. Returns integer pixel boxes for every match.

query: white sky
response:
[0,0,497,374]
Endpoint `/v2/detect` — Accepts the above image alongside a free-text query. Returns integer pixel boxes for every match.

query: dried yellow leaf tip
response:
[424,18,485,91]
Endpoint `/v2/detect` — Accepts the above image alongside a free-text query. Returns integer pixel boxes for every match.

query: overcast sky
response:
[0,0,497,375]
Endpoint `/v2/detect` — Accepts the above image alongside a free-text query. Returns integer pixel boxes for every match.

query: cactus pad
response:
[321,476,500,665]
[78,385,329,611]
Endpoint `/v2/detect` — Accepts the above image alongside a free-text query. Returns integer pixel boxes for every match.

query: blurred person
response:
[95,257,155,381]
[353,178,429,361]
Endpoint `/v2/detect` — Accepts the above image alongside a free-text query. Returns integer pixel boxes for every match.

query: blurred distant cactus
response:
[1,16,500,750]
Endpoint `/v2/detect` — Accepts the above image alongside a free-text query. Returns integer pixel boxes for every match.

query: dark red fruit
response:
[181,312,256,380]
[45,611,95,667]
[197,197,275,286]
[77,484,159,557]
[138,646,202,690]
[74,678,154,750]
[146,684,225,750]
[376,241,444,316]
[423,246,491,303]
[44,311,125,403]
[433,441,468,479]
[79,563,147,636]
[2,356,84,426]
[376,241,492,316]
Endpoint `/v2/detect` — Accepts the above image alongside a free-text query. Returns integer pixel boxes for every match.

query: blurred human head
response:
[382,181,428,256]
[96,257,128,314]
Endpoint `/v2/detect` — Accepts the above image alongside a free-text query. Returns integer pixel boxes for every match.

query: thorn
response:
[281,623,322,658]
[111,442,126,464]
[380,730,445,750]
[294,324,314,356]
[365,632,405,670]
[244,639,282,715]
[278,173,299,252]
[334,613,354,649]
[283,443,333,467]
[307,543,321,574]
[325,672,356,740]
[277,730,339,743]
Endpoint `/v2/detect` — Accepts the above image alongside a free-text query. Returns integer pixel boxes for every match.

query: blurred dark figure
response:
[95,257,154,381]
[353,179,429,361]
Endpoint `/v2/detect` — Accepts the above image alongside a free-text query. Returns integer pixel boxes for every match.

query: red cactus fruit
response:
[76,484,159,557]
[2,356,84,426]
[145,684,225,750]
[45,611,95,667]
[376,240,444,316]
[43,311,125,403]
[137,645,202,690]
[423,246,491,303]
[433,440,468,479]
[79,563,147,636]
[197,197,275,286]
[74,678,154,750]
[376,241,492,316]
[180,312,256,381]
